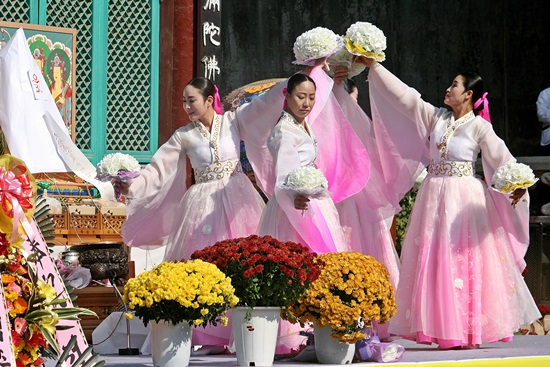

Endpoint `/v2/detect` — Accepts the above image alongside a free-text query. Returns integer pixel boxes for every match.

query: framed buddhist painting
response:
[0,21,77,141]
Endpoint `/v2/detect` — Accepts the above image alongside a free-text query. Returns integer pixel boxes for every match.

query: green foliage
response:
[33,195,57,248]
[394,189,418,255]
[55,335,105,367]
[0,131,6,156]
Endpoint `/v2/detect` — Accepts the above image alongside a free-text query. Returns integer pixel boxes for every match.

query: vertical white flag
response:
[0,28,114,200]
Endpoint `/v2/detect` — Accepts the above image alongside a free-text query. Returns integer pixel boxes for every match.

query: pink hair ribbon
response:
[282,87,288,110]
[213,85,223,114]
[474,92,491,123]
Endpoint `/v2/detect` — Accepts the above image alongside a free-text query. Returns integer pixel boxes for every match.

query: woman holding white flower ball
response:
[257,58,370,355]
[120,70,316,350]
[353,57,541,349]
[258,59,369,255]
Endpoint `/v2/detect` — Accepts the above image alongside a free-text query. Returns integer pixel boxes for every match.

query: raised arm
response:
[366,61,437,132]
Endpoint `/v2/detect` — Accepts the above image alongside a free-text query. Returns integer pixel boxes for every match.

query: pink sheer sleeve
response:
[122,130,188,249]
[333,83,399,218]
[478,122,530,271]
[308,67,370,203]
[231,79,288,197]
[368,62,440,201]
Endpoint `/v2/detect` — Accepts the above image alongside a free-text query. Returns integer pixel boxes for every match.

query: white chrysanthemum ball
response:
[97,153,141,180]
[492,162,537,193]
[285,166,328,189]
[293,27,342,66]
[344,21,387,62]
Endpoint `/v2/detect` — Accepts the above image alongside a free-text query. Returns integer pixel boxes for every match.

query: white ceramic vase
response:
[150,320,192,367]
[231,306,281,367]
[314,324,355,364]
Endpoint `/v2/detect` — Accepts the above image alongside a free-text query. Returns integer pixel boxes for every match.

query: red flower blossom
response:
[26,330,47,348]
[11,330,22,347]
[243,268,255,278]
[191,235,320,308]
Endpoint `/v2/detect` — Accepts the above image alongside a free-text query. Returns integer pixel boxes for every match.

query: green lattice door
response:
[0,0,160,164]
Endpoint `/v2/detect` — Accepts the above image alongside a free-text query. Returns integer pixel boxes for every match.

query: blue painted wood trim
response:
[28,0,46,24]
[148,0,160,158]
[89,0,109,165]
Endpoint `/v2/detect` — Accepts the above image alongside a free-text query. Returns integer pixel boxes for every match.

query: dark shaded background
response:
[219,1,550,157]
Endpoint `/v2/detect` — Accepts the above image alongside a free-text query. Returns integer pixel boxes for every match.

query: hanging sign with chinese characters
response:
[198,0,221,81]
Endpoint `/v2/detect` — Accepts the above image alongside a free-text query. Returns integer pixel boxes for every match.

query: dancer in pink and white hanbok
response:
[356,57,540,349]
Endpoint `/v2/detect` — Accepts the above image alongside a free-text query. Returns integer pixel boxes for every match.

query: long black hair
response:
[186,77,216,101]
[460,72,484,114]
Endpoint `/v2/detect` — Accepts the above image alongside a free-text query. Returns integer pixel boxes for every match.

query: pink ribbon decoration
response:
[474,92,491,123]
[282,87,288,110]
[213,85,223,114]
[0,165,34,241]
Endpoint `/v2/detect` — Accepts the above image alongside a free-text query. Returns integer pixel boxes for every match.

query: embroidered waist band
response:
[195,160,243,183]
[427,160,474,177]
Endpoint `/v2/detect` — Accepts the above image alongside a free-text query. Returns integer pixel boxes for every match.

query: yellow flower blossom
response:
[35,279,57,303]
[123,260,238,326]
[286,252,397,343]
[220,316,228,327]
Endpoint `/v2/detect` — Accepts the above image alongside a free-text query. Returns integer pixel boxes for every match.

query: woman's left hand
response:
[294,194,310,210]
[509,188,526,207]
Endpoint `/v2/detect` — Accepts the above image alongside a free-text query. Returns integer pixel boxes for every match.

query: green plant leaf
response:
[55,335,77,366]
[39,324,60,356]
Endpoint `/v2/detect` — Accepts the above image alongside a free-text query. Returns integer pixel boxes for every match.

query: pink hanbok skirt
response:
[389,174,540,348]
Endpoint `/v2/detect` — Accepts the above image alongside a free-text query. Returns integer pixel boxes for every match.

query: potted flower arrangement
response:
[0,154,99,366]
[1,234,97,367]
[191,234,320,367]
[285,251,397,364]
[123,259,238,367]
[191,235,320,308]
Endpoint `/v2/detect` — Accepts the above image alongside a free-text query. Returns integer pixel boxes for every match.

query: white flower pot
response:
[231,306,280,367]
[314,324,355,364]
[150,320,192,367]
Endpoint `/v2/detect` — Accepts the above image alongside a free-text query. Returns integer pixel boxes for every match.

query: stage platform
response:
[96,335,550,367]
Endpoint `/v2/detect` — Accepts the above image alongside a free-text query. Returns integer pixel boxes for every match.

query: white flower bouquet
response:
[491,162,538,194]
[326,42,367,78]
[293,27,343,66]
[344,21,387,62]
[96,153,141,199]
[283,165,330,199]
[96,152,141,182]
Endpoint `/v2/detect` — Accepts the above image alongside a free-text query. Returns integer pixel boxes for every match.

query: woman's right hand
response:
[117,179,133,196]
[333,66,349,84]
[294,194,310,210]
[353,56,375,68]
